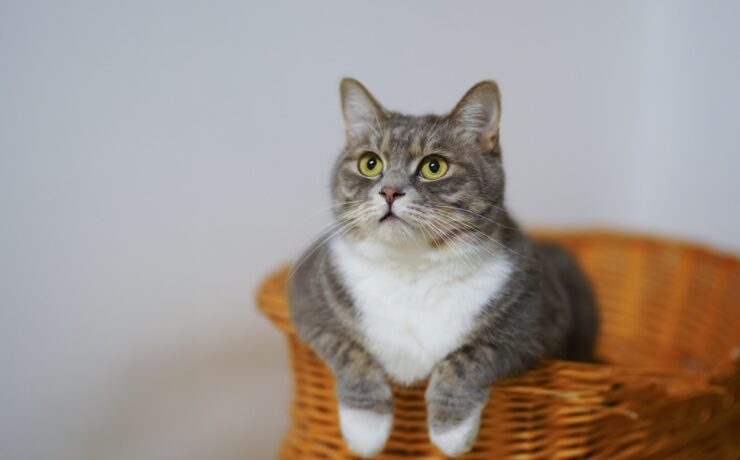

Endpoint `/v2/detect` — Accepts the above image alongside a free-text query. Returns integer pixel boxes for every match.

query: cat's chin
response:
[373,217,420,245]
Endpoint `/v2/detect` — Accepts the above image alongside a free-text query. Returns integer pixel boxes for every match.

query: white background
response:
[1,1,738,459]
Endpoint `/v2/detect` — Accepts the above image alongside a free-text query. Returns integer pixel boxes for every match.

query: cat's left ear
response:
[448,80,501,152]
[340,78,389,143]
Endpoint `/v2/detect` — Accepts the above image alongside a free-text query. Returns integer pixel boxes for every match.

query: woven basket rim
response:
[531,227,739,258]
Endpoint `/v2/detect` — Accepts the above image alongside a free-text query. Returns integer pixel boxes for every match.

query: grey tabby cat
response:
[289,78,598,458]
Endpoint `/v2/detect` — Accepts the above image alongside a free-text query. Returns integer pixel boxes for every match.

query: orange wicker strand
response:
[256,230,740,459]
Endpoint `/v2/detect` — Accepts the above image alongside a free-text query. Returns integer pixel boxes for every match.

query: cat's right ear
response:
[340,78,388,143]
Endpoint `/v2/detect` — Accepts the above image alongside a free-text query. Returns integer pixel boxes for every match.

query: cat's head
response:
[330,78,507,249]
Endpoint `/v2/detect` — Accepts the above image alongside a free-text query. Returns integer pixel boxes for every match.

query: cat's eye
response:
[419,155,449,180]
[358,152,384,177]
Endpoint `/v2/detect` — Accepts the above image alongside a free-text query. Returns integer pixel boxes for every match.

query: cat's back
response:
[535,241,599,360]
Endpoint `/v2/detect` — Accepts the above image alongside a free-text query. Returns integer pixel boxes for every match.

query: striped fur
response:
[289,79,598,457]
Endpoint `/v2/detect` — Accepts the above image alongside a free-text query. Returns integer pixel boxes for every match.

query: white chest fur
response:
[331,237,512,384]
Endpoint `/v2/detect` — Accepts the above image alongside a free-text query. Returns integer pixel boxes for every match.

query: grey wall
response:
[1,1,738,459]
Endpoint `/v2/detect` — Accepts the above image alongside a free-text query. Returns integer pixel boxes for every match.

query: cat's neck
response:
[331,233,508,280]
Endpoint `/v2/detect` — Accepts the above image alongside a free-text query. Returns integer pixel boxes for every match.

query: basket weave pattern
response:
[256,231,740,459]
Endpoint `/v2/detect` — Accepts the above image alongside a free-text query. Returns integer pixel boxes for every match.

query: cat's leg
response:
[290,256,394,457]
[425,356,488,457]
[334,346,394,458]
[426,344,539,457]
[301,325,393,457]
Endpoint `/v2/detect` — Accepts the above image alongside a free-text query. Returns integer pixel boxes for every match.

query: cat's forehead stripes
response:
[365,116,446,160]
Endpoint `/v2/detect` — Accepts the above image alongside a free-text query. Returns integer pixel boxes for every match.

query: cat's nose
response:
[380,186,406,205]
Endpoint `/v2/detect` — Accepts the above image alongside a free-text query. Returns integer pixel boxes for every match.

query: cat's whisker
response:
[428,207,532,261]
[427,218,506,272]
[426,220,481,274]
[433,215,517,265]
[423,208,521,271]
[431,204,518,230]
[410,216,469,269]
[293,200,368,228]
[421,212,492,271]
[316,216,366,272]
[405,209,480,274]
[289,223,350,279]
[289,206,373,279]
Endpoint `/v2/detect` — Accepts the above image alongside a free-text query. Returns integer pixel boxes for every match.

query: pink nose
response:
[380,186,405,205]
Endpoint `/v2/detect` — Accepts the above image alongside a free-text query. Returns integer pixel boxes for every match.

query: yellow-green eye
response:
[358,152,383,177]
[419,155,448,180]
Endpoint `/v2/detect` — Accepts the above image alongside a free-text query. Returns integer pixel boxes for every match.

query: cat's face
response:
[331,79,506,248]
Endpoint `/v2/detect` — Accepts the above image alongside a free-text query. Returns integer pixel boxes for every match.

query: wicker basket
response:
[256,230,740,459]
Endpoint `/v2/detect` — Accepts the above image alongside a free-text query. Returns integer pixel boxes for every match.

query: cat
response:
[288,78,599,458]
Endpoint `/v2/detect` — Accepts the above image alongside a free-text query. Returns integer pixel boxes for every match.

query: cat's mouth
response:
[379,211,403,223]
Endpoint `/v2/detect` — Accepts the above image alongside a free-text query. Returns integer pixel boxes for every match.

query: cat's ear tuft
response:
[448,80,501,152]
[340,78,388,142]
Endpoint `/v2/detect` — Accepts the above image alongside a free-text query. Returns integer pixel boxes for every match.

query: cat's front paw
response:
[338,406,393,458]
[428,405,483,457]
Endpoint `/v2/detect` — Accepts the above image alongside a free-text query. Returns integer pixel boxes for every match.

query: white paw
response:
[429,407,483,457]
[338,406,393,458]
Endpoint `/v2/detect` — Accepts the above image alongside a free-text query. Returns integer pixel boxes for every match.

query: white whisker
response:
[289,205,372,279]
[429,206,531,261]
[432,204,517,230]
[420,208,522,271]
